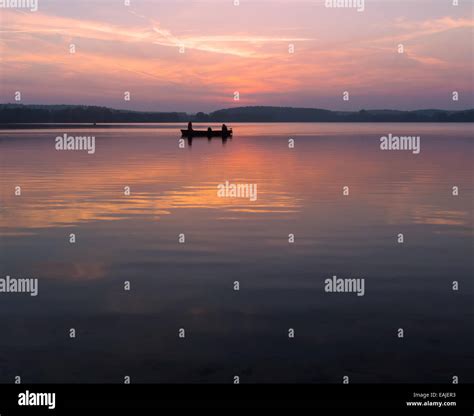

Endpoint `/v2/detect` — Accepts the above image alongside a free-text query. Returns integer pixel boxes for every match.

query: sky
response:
[0,0,473,112]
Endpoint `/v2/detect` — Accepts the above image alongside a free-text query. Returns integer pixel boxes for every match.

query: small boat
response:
[181,128,232,137]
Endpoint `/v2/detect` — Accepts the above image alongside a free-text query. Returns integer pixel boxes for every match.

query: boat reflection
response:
[186,135,232,146]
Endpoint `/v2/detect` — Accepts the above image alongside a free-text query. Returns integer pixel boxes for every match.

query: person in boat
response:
[222,124,228,134]
[187,121,193,131]
[207,127,212,134]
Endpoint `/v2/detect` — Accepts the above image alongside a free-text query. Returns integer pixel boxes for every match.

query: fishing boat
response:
[181,128,232,137]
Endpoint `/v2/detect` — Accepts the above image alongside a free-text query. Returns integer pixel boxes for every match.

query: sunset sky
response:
[0,0,473,112]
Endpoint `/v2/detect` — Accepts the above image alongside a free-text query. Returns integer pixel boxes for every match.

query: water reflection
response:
[186,135,231,147]
[0,123,472,383]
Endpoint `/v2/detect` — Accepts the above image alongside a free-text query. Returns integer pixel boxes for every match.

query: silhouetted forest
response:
[1,104,472,123]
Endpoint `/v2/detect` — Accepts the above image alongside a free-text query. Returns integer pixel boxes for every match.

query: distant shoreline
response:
[1,120,473,130]
[1,104,473,124]
[1,120,474,130]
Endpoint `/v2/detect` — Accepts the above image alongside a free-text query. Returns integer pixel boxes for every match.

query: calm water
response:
[0,123,472,383]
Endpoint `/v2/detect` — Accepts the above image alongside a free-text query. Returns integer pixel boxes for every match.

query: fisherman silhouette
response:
[222,124,228,133]
[188,121,193,131]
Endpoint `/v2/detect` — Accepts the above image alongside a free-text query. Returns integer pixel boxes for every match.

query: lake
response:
[0,123,472,383]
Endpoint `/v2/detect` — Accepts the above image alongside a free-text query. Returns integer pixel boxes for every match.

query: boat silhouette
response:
[181,128,232,138]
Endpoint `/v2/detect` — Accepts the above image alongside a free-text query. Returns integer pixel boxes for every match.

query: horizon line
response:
[1,103,473,114]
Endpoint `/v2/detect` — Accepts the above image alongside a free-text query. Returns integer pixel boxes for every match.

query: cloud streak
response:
[0,2,472,111]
